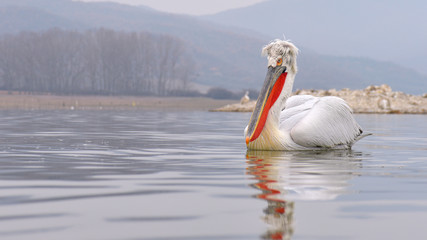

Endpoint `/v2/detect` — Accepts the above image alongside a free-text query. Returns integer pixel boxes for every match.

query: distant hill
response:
[203,0,427,76]
[0,0,426,94]
[0,5,84,32]
[296,51,427,92]
[0,0,268,91]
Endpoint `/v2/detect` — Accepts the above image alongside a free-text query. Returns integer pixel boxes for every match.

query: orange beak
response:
[246,66,287,145]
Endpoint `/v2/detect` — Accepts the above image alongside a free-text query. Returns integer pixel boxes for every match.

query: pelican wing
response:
[279,95,318,132]
[280,95,362,148]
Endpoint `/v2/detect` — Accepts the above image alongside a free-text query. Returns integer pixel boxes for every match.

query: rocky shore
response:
[212,84,427,114]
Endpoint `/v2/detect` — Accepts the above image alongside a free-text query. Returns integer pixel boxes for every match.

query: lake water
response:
[0,110,426,240]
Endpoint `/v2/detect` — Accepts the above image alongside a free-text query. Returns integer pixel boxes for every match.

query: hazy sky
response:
[78,0,268,15]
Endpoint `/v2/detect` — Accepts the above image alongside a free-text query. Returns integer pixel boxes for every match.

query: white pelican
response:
[240,91,250,104]
[245,40,369,150]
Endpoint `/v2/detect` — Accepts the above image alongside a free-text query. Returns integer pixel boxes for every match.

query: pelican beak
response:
[246,65,287,145]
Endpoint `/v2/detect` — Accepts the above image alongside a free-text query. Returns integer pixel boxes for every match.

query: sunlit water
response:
[0,110,426,240]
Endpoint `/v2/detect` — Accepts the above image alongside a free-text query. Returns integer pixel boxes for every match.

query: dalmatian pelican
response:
[245,39,369,150]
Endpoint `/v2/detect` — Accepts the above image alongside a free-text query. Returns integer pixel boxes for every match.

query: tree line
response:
[0,28,195,96]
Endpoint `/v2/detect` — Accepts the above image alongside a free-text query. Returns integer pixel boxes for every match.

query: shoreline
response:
[0,92,235,111]
[212,85,427,114]
[1,84,426,114]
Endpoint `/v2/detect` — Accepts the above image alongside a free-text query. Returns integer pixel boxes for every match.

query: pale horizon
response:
[76,0,268,15]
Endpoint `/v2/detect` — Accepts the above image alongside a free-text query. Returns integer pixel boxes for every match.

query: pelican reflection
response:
[246,150,362,240]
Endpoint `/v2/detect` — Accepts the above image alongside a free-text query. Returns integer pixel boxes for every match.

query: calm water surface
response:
[0,110,426,240]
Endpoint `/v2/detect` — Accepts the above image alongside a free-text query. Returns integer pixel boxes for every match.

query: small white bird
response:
[240,91,250,104]
[245,40,369,150]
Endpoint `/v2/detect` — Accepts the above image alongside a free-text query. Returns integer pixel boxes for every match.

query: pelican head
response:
[262,39,298,74]
[245,40,299,148]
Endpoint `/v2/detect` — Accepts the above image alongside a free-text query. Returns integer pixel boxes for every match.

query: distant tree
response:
[0,28,196,96]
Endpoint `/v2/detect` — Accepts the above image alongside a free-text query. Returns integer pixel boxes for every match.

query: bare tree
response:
[0,29,196,96]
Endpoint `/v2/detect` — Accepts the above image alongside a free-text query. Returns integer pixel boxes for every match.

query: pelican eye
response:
[276,58,283,66]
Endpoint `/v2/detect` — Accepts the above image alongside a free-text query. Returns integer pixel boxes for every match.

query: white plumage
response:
[240,91,250,104]
[245,40,369,150]
[280,95,363,149]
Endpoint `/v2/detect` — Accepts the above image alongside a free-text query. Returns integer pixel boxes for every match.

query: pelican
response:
[245,40,369,150]
[240,91,250,104]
